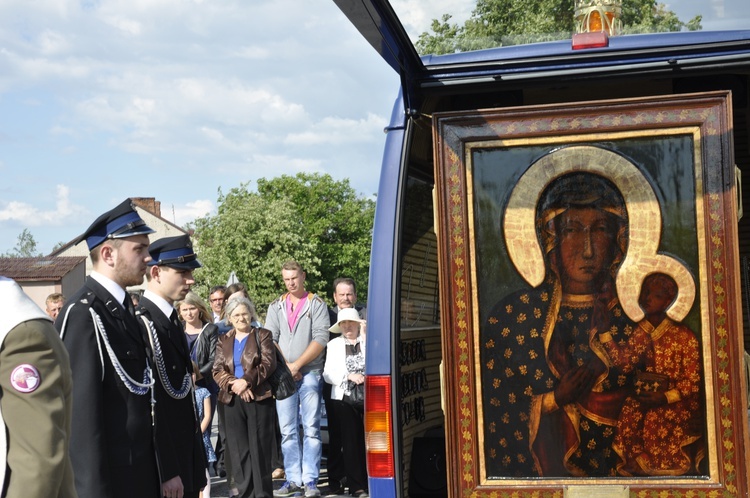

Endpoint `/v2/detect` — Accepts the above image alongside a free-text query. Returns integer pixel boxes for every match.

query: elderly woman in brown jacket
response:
[213,297,277,498]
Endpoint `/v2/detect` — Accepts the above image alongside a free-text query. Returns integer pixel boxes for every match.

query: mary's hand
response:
[554,364,597,407]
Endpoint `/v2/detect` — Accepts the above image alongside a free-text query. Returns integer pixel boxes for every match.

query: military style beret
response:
[77,199,156,251]
[147,234,202,270]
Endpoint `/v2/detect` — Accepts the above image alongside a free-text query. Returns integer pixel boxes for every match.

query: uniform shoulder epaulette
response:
[76,290,95,305]
[135,306,152,320]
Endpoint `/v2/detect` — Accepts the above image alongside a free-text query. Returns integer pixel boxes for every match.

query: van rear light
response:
[572,31,609,50]
[364,375,394,478]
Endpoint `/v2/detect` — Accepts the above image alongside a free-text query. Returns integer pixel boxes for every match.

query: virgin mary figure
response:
[481,171,644,477]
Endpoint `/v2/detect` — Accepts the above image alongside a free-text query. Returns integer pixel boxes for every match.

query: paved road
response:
[207,470,349,497]
[205,413,354,498]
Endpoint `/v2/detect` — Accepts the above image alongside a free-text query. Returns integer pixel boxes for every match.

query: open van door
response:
[334,1,750,497]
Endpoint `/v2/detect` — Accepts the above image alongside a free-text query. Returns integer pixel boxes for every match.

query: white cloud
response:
[390,0,475,40]
[71,75,308,148]
[248,154,323,177]
[101,16,143,36]
[284,113,386,146]
[2,48,92,82]
[0,185,87,226]
[200,126,227,143]
[231,46,271,60]
[37,30,70,55]
[173,199,214,226]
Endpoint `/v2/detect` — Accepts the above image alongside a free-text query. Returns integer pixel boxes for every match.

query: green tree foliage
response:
[189,173,375,315]
[416,0,702,55]
[2,229,41,258]
[466,0,575,40]
[620,0,701,33]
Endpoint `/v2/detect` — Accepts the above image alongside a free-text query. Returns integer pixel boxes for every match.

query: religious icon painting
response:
[432,91,750,496]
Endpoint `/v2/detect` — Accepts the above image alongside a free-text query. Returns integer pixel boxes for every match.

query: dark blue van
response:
[334,1,750,496]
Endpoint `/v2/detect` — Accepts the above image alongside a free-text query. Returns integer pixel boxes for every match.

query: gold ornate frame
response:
[432,92,750,496]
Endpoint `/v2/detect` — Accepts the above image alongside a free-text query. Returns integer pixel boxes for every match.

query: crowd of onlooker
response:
[0,200,368,498]
[187,268,369,498]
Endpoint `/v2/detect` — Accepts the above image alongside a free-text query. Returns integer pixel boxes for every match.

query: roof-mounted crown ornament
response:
[574,0,622,35]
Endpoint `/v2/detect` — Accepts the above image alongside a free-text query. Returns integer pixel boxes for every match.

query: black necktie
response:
[123,295,135,317]
[170,309,181,330]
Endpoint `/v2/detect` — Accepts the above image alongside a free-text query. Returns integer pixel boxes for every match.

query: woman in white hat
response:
[323,308,369,498]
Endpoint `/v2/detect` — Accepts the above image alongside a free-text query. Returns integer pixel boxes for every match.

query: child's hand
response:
[637,390,667,408]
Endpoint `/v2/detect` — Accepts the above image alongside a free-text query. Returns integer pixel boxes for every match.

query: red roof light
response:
[572,31,610,50]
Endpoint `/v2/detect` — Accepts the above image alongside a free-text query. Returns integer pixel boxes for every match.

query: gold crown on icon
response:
[574,0,622,35]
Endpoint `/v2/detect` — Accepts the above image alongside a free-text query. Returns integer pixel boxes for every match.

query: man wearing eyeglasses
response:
[208,286,227,323]
[207,284,228,478]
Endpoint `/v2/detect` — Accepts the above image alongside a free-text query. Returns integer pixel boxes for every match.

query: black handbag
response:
[255,328,297,400]
[343,380,365,407]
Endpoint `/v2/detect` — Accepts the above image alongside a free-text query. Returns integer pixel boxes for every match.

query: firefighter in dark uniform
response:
[137,235,207,498]
[56,199,159,498]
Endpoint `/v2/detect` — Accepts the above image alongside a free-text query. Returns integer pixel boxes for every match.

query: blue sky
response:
[0,0,410,254]
[0,0,746,255]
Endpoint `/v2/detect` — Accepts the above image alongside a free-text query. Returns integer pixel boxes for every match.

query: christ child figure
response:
[601,272,703,476]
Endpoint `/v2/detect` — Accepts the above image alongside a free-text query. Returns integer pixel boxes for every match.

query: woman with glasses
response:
[213,297,277,498]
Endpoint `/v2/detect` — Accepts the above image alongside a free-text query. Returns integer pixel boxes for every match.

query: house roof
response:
[0,256,86,281]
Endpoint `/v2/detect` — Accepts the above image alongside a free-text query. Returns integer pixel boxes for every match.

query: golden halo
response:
[503,145,695,322]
